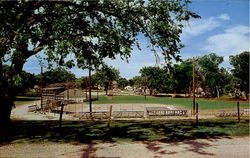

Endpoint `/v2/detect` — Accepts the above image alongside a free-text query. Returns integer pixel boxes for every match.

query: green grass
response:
[1,119,249,143]
[92,95,249,110]
[14,96,40,106]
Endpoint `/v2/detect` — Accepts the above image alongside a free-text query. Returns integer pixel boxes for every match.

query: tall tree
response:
[2,65,36,95]
[0,1,199,126]
[197,53,224,97]
[95,65,120,95]
[130,76,143,87]
[118,78,129,89]
[229,51,249,98]
[171,59,193,93]
[43,68,76,84]
[139,66,163,95]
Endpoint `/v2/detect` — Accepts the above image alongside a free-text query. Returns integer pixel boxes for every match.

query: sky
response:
[23,0,249,79]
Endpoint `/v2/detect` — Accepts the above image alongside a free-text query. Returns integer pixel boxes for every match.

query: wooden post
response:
[237,101,240,122]
[44,70,46,88]
[59,103,64,128]
[85,77,88,100]
[40,65,43,110]
[107,105,112,129]
[196,103,198,123]
[192,57,196,116]
[67,80,69,104]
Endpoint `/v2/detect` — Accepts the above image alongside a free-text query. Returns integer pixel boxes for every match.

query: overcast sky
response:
[23,0,249,79]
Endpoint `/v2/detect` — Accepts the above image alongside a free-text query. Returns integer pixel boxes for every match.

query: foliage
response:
[95,65,120,94]
[197,53,226,97]
[2,65,36,95]
[229,51,249,97]
[138,61,193,94]
[0,0,199,124]
[118,77,129,89]
[78,75,99,89]
[139,66,164,95]
[1,119,249,143]
[129,76,143,87]
[36,67,76,85]
[164,60,193,93]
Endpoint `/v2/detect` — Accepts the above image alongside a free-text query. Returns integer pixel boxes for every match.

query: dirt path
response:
[0,136,249,158]
[11,102,217,121]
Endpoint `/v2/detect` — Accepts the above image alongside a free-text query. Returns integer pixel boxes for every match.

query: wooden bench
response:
[146,107,187,116]
[216,110,244,117]
[113,111,144,118]
[78,111,109,119]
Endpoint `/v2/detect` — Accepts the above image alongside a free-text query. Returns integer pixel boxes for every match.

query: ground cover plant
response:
[0,119,249,144]
[93,95,249,110]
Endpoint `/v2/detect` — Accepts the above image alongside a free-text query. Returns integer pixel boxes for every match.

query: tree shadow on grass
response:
[0,119,248,146]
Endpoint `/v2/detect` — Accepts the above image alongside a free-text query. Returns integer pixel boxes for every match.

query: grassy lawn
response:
[14,96,40,106]
[1,119,249,144]
[93,95,249,110]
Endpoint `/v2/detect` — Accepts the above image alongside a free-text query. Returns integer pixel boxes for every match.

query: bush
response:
[25,90,40,97]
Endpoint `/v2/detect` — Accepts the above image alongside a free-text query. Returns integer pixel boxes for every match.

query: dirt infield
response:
[0,136,249,158]
[11,102,219,120]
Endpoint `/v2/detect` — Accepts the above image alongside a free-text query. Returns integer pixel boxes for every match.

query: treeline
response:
[9,52,248,99]
[2,67,76,96]
[132,52,249,98]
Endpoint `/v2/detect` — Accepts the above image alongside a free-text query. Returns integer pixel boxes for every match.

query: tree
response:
[169,59,193,94]
[0,1,199,126]
[130,76,143,87]
[128,79,135,87]
[118,78,129,89]
[197,53,225,97]
[95,65,120,95]
[43,68,76,84]
[220,69,237,97]
[3,65,36,95]
[78,75,99,90]
[229,51,249,98]
[139,66,163,95]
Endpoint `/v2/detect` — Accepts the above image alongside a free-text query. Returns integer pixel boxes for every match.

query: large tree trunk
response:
[105,88,108,95]
[217,87,220,99]
[0,89,15,137]
[1,95,14,124]
[149,88,153,96]
[0,60,14,135]
[105,84,108,95]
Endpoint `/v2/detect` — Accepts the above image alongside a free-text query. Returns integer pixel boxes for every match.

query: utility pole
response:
[40,65,43,110]
[85,77,88,99]
[192,57,195,116]
[88,57,92,114]
[237,102,240,122]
